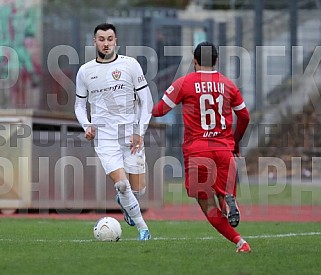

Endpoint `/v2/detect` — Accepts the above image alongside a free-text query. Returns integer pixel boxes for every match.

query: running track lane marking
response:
[0,232,320,243]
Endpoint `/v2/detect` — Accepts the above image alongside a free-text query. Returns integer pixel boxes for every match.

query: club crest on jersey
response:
[112,69,121,80]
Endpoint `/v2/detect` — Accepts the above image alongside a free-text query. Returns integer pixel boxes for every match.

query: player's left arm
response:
[130,85,153,154]
[135,85,153,136]
[231,84,250,156]
[130,59,153,152]
[233,105,250,142]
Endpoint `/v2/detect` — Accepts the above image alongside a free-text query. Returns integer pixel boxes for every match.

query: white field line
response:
[0,232,321,243]
[153,231,321,241]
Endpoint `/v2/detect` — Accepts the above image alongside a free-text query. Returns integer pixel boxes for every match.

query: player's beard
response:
[97,48,115,61]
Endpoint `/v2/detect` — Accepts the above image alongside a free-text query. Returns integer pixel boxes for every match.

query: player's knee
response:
[132,186,146,200]
[115,180,130,194]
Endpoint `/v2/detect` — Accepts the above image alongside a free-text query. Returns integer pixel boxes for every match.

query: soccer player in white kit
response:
[74,23,153,240]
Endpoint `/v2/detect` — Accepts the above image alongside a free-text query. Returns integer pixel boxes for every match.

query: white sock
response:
[115,180,148,231]
[132,186,146,201]
[236,238,246,248]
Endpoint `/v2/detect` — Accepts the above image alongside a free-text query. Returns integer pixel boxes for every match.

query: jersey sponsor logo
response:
[203,131,221,137]
[112,69,121,80]
[137,75,146,83]
[90,84,125,94]
[91,76,98,79]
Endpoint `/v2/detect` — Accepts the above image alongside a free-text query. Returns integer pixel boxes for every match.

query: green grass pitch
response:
[0,218,320,275]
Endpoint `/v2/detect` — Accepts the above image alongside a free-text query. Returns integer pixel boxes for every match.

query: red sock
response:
[206,207,241,244]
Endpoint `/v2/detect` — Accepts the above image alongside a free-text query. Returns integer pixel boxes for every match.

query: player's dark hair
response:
[193,41,218,67]
[94,23,117,36]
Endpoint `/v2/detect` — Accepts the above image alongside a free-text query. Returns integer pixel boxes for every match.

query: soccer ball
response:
[93,217,122,242]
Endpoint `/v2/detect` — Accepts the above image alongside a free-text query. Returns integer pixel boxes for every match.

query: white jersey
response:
[75,55,152,144]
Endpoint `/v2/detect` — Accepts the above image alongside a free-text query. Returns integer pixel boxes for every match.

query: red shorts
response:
[184,151,237,200]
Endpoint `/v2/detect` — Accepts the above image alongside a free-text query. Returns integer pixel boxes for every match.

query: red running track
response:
[1,204,321,222]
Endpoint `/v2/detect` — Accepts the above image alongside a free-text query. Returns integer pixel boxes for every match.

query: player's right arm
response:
[152,78,184,117]
[74,66,95,140]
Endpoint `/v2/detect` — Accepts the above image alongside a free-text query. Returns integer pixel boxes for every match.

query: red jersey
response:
[152,70,248,156]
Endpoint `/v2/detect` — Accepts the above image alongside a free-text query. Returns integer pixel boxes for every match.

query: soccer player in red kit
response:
[152,41,251,253]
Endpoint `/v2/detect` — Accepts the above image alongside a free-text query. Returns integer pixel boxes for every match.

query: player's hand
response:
[85,125,96,140]
[233,142,240,158]
[130,134,143,154]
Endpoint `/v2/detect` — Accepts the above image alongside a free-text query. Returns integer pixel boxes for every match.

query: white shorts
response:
[94,142,146,175]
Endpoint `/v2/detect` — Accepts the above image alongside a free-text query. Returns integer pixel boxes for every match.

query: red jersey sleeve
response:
[152,77,185,117]
[234,108,250,142]
[228,83,250,142]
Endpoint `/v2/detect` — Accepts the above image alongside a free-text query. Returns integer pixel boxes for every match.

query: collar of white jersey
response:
[196,70,218,73]
[96,54,119,64]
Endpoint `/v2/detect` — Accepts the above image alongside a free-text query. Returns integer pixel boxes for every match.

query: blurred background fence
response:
[1,0,321,207]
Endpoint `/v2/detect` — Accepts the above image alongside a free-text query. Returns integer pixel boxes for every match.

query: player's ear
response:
[214,57,218,67]
[193,58,198,67]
